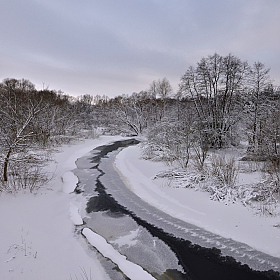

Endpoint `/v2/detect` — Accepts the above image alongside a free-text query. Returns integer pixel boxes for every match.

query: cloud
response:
[1,0,280,96]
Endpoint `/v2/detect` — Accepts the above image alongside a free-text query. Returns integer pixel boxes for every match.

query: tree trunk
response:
[3,148,12,182]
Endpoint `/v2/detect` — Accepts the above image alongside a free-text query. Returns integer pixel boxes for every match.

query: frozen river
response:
[73,139,280,280]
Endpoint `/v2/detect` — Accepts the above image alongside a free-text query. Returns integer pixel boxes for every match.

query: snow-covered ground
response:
[115,145,280,259]
[1,136,279,280]
[0,136,126,280]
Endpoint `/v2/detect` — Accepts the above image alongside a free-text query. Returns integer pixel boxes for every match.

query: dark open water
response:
[74,139,280,280]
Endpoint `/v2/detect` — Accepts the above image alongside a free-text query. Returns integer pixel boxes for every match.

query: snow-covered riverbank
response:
[0,136,125,280]
[115,145,280,259]
[1,136,279,279]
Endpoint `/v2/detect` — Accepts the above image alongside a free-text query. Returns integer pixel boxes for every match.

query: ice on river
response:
[82,228,157,280]
[114,145,280,271]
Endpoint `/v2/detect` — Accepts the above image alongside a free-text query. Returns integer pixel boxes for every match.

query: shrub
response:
[210,154,238,187]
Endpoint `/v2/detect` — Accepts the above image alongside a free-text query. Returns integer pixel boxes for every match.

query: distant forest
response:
[1,53,280,195]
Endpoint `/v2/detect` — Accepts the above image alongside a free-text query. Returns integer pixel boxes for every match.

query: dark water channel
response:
[75,139,280,280]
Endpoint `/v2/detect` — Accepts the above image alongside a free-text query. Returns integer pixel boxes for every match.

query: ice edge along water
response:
[62,138,279,278]
[114,144,280,272]
[61,140,157,280]
[63,171,157,280]
[0,137,130,280]
[61,171,84,225]
[82,228,157,280]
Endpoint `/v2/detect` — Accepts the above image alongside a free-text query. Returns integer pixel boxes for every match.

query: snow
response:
[1,135,279,279]
[61,171,78,194]
[111,229,139,248]
[115,145,280,258]
[69,202,83,226]
[0,136,125,280]
[82,228,156,280]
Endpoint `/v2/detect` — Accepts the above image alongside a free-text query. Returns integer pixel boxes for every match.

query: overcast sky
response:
[1,0,280,97]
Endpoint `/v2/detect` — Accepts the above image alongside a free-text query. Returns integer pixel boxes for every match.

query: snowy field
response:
[115,145,280,259]
[0,136,126,280]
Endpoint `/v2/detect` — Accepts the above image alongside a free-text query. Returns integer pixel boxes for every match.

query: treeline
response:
[86,53,280,168]
[1,52,280,192]
[0,78,85,191]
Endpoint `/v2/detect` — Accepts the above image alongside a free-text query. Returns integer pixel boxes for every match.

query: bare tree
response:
[247,62,271,154]
[179,53,249,147]
[0,79,46,182]
[113,92,155,135]
[0,79,80,187]
[149,78,173,120]
[143,120,193,168]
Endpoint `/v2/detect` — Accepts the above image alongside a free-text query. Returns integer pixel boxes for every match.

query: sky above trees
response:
[1,0,280,97]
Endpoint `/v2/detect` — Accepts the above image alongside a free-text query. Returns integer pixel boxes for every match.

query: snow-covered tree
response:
[246,62,273,156]
[112,91,156,135]
[0,79,82,190]
[149,78,173,120]
[179,53,249,148]
[0,79,47,182]
[143,120,193,168]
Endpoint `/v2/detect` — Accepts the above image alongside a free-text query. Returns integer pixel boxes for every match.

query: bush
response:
[0,151,51,194]
[265,159,280,193]
[142,121,192,168]
[210,154,238,187]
